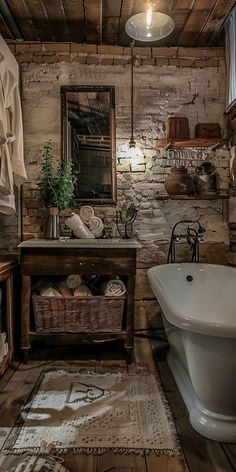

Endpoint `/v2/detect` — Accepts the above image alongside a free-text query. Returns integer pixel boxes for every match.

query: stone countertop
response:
[18,238,140,249]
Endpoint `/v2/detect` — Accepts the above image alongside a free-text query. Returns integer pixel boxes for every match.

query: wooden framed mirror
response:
[61,85,116,205]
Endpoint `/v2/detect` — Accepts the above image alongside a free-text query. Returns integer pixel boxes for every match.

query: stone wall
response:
[1,43,231,321]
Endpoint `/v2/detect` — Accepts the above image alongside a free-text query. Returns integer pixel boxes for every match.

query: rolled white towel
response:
[56,280,73,297]
[74,284,92,297]
[80,205,94,223]
[66,274,82,290]
[65,212,95,239]
[100,278,126,297]
[88,216,104,238]
[40,286,62,297]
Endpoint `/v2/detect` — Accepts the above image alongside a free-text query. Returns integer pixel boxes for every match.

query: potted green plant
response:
[39,142,76,239]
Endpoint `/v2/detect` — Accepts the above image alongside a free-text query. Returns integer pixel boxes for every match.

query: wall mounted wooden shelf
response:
[156,194,229,200]
[155,138,229,149]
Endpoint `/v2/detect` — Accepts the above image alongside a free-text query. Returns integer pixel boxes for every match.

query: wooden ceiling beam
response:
[173,0,195,9]
[177,0,219,46]
[42,0,70,41]
[85,0,102,44]
[102,0,122,45]
[6,0,39,40]
[63,0,85,43]
[23,0,54,41]
[0,13,14,39]
[157,10,192,46]
[117,0,136,46]
[197,0,236,46]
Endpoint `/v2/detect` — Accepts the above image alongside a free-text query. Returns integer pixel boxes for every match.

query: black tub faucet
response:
[167,220,206,263]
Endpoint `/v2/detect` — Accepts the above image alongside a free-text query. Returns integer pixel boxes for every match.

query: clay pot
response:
[164,166,195,195]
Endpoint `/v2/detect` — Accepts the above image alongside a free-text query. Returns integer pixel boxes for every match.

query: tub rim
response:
[147,263,236,338]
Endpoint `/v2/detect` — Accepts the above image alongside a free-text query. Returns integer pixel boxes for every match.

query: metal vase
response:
[44,207,60,239]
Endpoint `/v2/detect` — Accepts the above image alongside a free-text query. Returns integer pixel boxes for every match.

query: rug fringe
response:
[3,446,181,457]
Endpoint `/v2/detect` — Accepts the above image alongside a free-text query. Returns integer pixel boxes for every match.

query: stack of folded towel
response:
[65,206,104,239]
[38,274,92,297]
[36,274,126,298]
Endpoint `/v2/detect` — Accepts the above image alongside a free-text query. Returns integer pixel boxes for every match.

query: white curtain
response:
[225,8,236,108]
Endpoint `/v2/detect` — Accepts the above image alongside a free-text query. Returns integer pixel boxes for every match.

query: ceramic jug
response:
[164,166,195,195]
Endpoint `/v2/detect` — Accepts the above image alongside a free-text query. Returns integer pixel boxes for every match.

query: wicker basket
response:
[32,294,125,334]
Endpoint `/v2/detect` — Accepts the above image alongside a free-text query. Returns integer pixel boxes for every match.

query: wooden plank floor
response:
[0,336,235,472]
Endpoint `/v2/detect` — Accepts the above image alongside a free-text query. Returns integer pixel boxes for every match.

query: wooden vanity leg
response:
[125,274,135,364]
[21,275,31,363]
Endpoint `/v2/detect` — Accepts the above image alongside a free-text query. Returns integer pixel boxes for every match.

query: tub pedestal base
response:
[167,348,236,443]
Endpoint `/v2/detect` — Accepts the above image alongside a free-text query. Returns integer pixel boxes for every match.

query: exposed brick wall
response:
[0,43,230,319]
[7,41,224,68]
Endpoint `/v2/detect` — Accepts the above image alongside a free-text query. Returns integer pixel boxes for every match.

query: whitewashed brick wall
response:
[0,46,230,269]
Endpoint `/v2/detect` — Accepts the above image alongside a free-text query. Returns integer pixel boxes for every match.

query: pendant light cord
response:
[129,40,135,148]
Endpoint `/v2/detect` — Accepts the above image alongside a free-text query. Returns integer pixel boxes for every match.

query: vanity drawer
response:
[20,248,136,276]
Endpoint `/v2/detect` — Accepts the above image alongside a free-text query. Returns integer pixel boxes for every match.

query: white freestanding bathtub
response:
[147,263,236,442]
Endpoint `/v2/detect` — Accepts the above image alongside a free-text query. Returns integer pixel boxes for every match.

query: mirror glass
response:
[61,85,116,205]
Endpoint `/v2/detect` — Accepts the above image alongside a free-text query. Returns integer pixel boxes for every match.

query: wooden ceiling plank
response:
[6,0,39,40]
[155,10,191,46]
[42,0,70,41]
[133,0,175,15]
[197,0,236,46]
[85,0,102,44]
[0,13,14,39]
[23,0,54,41]
[117,0,137,46]
[173,0,195,9]
[177,0,219,46]
[178,11,212,45]
[102,0,122,45]
[64,0,85,42]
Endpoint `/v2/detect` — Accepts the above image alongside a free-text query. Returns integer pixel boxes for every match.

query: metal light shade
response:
[125,11,174,42]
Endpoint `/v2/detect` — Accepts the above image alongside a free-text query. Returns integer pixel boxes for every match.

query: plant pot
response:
[164,166,195,195]
[44,207,61,239]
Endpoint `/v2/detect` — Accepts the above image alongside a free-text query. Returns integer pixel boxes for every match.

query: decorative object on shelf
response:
[166,117,189,140]
[195,123,221,139]
[116,202,137,239]
[39,142,76,239]
[164,166,195,195]
[125,0,174,42]
[195,161,217,195]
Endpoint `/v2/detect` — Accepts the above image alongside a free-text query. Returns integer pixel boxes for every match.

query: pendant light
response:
[129,41,136,149]
[125,1,174,42]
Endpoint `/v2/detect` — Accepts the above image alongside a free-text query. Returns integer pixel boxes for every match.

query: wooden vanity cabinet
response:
[0,260,18,375]
[19,240,139,363]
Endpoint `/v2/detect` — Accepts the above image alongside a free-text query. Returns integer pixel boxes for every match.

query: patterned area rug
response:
[7,370,180,456]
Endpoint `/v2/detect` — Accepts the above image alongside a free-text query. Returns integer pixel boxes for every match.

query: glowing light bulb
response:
[146,5,153,28]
